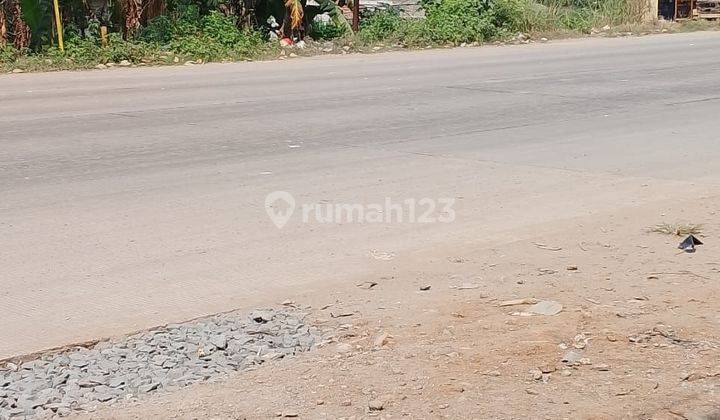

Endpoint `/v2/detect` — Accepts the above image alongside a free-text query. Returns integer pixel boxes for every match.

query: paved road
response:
[3,32,720,359]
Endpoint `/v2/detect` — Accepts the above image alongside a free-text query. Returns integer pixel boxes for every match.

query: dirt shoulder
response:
[73,191,720,419]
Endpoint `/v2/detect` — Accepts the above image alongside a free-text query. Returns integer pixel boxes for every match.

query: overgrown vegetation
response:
[0,0,680,73]
[358,0,649,47]
[1,9,272,71]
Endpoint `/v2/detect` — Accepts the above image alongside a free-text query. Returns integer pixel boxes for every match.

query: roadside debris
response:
[527,300,563,316]
[369,250,395,260]
[499,298,539,307]
[678,235,703,253]
[330,311,356,318]
[450,283,480,290]
[533,242,562,251]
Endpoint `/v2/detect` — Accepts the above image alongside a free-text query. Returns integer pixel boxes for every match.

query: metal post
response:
[352,0,360,32]
[52,0,64,52]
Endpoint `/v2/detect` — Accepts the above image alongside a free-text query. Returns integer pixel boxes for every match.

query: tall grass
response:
[357,0,649,45]
[520,0,648,33]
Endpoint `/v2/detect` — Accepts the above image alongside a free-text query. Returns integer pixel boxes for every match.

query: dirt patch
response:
[72,194,720,419]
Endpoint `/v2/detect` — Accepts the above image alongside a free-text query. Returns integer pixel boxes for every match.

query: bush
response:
[0,45,20,63]
[423,0,533,43]
[358,9,405,43]
[139,11,267,61]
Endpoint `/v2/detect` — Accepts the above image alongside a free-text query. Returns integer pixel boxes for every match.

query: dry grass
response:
[649,222,703,236]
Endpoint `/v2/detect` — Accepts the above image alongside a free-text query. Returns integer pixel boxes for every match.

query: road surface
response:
[3,32,720,359]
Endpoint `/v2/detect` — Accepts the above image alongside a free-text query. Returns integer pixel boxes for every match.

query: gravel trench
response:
[0,308,322,418]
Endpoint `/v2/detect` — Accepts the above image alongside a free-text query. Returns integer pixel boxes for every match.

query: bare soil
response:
[71,193,720,419]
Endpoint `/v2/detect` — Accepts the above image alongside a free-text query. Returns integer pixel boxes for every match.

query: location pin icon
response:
[265,191,296,229]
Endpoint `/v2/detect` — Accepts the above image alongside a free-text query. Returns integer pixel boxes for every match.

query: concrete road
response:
[3,32,720,359]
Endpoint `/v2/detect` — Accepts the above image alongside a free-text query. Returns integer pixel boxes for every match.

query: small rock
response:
[12,68,24,73]
[118,60,131,67]
[539,364,556,374]
[336,343,353,354]
[562,351,583,364]
[138,382,160,393]
[289,53,298,58]
[368,399,385,411]
[251,310,274,323]
[210,335,228,350]
[527,300,563,316]
[95,64,107,70]
[282,411,299,417]
[419,285,431,291]
[356,281,378,290]
[373,332,389,348]
[566,265,578,271]
[525,388,539,395]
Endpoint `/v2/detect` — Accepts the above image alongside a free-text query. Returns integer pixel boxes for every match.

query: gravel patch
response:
[0,308,322,418]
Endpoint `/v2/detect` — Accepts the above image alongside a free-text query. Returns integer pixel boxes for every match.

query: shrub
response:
[420,0,532,43]
[0,45,20,63]
[358,8,405,43]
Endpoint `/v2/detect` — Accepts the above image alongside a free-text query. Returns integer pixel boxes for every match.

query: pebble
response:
[561,351,583,364]
[336,343,353,354]
[0,308,319,417]
[368,399,385,411]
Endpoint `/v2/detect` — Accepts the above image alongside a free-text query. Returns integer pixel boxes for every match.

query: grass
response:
[2,0,719,73]
[649,222,704,236]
